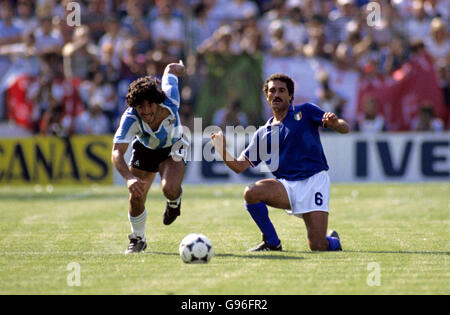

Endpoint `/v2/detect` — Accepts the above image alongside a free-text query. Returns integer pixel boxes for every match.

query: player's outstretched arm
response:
[211,131,251,174]
[322,112,350,134]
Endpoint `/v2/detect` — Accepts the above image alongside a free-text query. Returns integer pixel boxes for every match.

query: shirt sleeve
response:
[162,73,180,110]
[304,103,326,126]
[240,128,262,167]
[113,112,139,144]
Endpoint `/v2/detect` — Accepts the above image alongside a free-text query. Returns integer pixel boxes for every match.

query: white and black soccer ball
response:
[179,233,214,264]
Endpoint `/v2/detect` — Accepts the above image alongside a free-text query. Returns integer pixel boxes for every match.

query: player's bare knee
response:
[244,185,261,204]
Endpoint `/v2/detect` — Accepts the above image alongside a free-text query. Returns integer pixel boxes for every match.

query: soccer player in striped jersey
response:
[112,61,187,254]
[211,73,350,252]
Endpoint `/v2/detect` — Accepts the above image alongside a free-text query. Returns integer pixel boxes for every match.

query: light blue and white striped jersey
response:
[113,73,183,150]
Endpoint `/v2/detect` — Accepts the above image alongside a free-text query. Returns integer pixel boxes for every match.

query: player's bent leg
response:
[302,211,329,251]
[244,180,290,251]
[128,167,156,216]
[159,158,185,225]
[125,167,156,254]
[244,179,291,209]
[302,211,341,251]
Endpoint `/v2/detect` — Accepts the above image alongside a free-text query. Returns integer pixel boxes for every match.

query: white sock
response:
[128,209,147,241]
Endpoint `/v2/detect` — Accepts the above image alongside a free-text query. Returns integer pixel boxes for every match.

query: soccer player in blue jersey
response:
[112,61,188,254]
[211,73,350,252]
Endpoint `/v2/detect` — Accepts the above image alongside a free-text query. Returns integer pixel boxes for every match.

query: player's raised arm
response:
[322,112,350,134]
[162,60,184,108]
[211,131,251,174]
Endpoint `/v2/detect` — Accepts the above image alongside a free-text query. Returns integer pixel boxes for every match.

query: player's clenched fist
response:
[322,112,338,128]
[165,60,185,77]
[322,112,349,133]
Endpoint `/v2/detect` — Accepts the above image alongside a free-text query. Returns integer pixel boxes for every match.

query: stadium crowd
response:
[0,0,448,136]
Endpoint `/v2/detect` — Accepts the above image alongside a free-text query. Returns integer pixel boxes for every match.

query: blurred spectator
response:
[62,25,99,80]
[207,0,235,22]
[303,22,334,60]
[39,103,69,136]
[328,0,358,44]
[222,0,259,21]
[98,14,126,74]
[147,0,185,21]
[379,36,410,74]
[0,0,23,45]
[423,0,449,21]
[33,15,63,54]
[83,0,111,43]
[150,2,184,57]
[121,0,152,54]
[365,0,403,47]
[72,103,110,135]
[213,100,248,129]
[283,4,307,54]
[28,52,83,134]
[406,0,431,42]
[239,19,262,54]
[411,104,444,132]
[198,25,240,55]
[334,20,371,71]
[424,17,449,65]
[0,30,40,76]
[0,0,24,79]
[121,39,148,78]
[147,39,179,74]
[85,71,117,130]
[316,71,347,119]
[189,1,219,51]
[28,53,61,132]
[267,20,296,57]
[355,97,387,132]
[436,61,449,108]
[13,0,38,33]
[258,0,287,49]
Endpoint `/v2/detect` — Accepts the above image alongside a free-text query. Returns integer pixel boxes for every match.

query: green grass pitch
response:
[0,183,448,295]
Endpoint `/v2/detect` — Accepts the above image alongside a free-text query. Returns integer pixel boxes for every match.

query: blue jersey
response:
[242,103,329,181]
[113,73,183,150]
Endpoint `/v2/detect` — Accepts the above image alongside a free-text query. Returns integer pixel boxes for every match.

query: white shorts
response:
[277,170,330,218]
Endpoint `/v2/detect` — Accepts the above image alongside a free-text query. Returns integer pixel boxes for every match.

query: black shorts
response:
[130,140,174,173]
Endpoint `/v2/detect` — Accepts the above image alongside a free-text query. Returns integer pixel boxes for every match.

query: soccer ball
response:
[179,233,214,264]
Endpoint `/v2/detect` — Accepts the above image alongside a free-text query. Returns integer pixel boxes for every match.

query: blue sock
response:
[326,236,341,251]
[245,202,280,247]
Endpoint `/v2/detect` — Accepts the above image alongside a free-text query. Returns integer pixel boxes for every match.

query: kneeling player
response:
[112,61,188,254]
[211,73,349,252]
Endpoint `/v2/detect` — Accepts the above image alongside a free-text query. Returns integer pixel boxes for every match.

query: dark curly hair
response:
[126,76,166,108]
[263,73,295,104]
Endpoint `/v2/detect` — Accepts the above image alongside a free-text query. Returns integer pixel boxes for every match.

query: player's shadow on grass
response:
[344,250,450,256]
[216,253,304,260]
[152,251,304,261]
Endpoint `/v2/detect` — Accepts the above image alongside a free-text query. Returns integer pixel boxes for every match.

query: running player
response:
[211,73,349,252]
[112,61,187,254]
